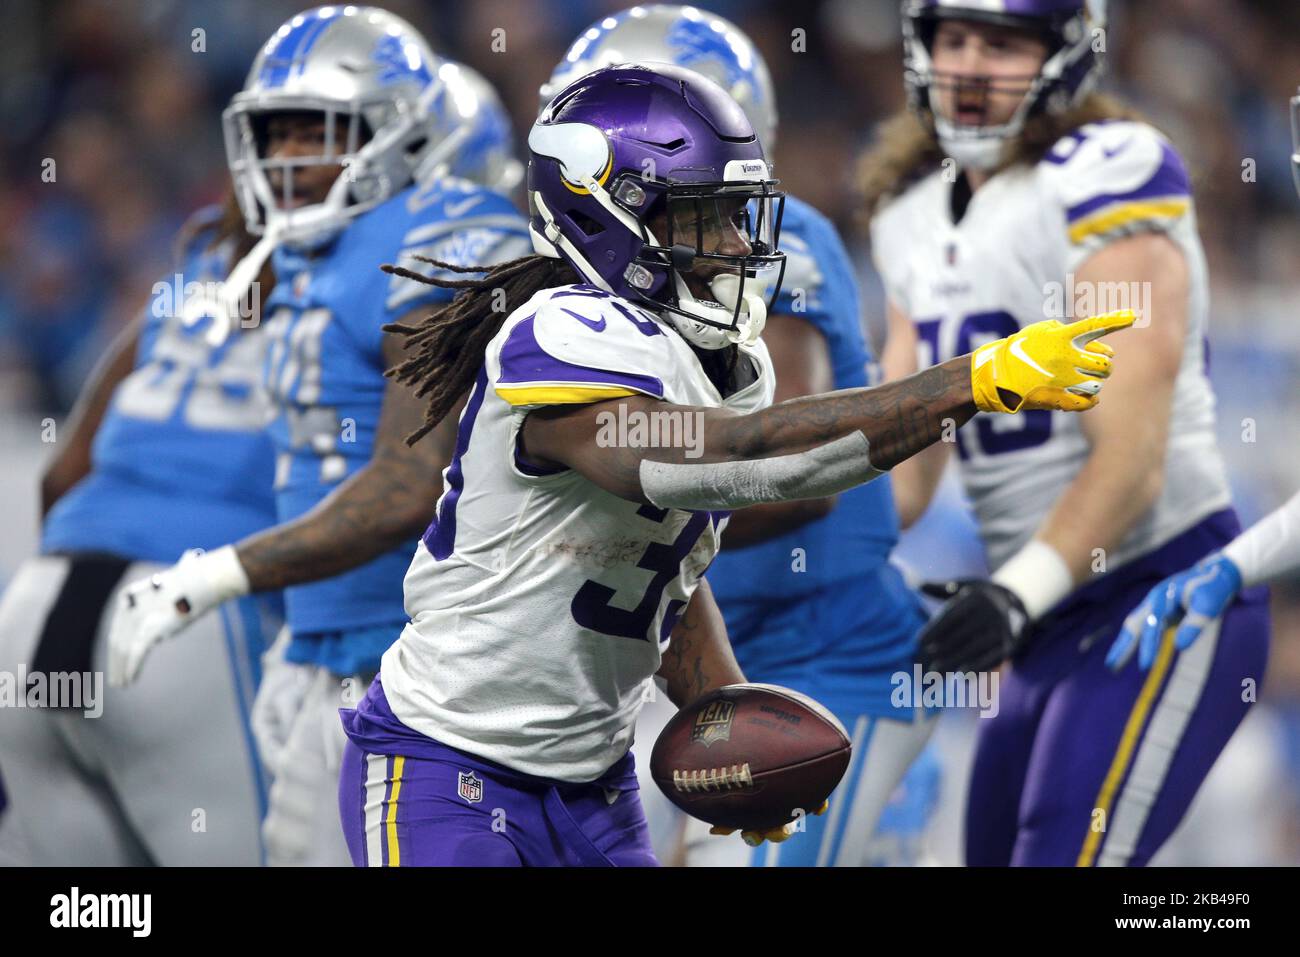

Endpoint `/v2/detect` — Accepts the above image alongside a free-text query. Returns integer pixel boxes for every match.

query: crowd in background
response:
[0,0,1297,864]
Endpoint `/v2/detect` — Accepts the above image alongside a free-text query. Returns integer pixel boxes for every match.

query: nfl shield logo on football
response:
[457,770,483,804]
[690,699,735,748]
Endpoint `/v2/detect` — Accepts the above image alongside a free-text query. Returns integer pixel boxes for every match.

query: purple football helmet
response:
[902,0,1107,169]
[527,63,785,349]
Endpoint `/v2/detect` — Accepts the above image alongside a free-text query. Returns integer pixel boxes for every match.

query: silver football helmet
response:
[223,5,503,249]
[428,61,524,196]
[540,4,778,154]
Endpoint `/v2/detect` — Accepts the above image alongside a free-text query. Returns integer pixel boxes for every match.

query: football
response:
[649,683,852,831]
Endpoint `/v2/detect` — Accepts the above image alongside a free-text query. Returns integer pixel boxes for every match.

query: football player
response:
[0,156,281,865]
[104,6,530,866]
[865,0,1269,865]
[541,5,939,868]
[333,62,1130,866]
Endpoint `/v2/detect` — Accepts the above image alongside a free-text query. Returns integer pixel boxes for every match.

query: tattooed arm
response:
[656,579,745,708]
[234,320,461,591]
[521,355,977,508]
[521,308,1133,511]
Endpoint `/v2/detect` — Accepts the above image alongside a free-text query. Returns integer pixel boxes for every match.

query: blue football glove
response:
[1106,553,1243,672]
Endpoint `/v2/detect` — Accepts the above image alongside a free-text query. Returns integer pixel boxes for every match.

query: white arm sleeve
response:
[1222,490,1300,587]
[638,431,884,511]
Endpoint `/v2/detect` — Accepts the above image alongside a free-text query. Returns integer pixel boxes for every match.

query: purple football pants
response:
[965,511,1270,866]
[337,678,657,867]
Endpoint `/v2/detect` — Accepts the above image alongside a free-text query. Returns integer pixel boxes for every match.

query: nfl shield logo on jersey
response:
[457,770,483,804]
[690,699,735,748]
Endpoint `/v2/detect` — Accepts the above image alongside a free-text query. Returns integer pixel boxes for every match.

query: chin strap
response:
[182,219,283,347]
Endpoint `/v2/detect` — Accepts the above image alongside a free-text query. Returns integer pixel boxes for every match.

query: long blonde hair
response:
[857,93,1146,226]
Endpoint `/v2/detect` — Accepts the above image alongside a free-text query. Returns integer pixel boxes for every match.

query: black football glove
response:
[917,579,1033,674]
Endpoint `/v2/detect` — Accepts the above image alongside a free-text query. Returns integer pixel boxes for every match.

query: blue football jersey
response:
[43,208,280,563]
[260,179,530,668]
[707,195,901,600]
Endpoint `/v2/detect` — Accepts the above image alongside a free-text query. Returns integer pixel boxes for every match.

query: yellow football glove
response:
[709,800,830,847]
[970,310,1136,414]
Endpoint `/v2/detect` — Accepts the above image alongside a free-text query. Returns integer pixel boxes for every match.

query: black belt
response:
[33,552,133,679]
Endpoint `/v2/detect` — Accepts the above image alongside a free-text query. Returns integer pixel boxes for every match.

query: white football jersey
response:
[381,283,774,782]
[872,120,1232,572]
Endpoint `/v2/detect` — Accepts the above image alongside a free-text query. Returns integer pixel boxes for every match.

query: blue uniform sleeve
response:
[383,184,532,325]
[325,183,530,362]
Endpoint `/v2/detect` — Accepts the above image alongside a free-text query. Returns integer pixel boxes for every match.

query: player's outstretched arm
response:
[523,312,1135,512]
[107,318,458,686]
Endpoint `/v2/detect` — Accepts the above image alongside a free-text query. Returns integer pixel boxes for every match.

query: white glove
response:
[107,546,250,687]
[251,627,313,774]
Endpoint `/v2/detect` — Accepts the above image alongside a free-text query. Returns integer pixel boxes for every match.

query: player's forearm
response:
[722,357,976,469]
[634,358,976,511]
[235,464,435,591]
[1036,436,1166,585]
[657,580,745,708]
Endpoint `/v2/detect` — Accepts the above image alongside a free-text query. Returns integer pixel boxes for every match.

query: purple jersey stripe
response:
[497,315,665,397]
[423,366,490,561]
[1065,141,1190,224]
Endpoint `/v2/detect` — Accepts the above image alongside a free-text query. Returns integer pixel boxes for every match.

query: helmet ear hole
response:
[568,209,606,237]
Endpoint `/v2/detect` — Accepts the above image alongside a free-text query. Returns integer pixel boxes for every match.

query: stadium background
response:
[0,0,1296,864]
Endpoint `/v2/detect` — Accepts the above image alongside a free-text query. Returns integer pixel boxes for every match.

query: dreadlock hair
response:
[382,253,579,444]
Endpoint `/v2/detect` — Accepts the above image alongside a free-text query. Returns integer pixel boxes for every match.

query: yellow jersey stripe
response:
[386,755,405,867]
[1076,628,1178,867]
[1068,198,1191,245]
[494,384,640,406]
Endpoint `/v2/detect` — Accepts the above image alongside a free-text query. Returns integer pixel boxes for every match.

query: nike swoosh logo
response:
[1010,338,1050,377]
[974,347,996,370]
[444,195,484,219]
[1102,137,1133,159]
[562,307,605,331]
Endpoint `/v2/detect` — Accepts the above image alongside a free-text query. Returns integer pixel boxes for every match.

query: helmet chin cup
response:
[668,272,767,350]
[937,130,1007,172]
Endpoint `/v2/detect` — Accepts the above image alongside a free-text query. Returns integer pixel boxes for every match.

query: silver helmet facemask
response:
[223,86,438,251]
[629,177,786,348]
